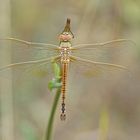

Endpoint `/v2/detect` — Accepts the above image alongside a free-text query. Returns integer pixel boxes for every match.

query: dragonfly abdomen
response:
[60,62,69,121]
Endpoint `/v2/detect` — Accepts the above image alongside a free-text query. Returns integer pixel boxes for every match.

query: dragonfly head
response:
[59,18,74,42]
[59,32,73,42]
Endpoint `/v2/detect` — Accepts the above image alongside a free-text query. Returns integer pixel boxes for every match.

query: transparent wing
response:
[71,39,134,67]
[69,56,130,80]
[0,56,60,83]
[70,39,134,78]
[0,38,60,81]
[0,38,59,50]
[0,38,59,61]
[73,39,135,49]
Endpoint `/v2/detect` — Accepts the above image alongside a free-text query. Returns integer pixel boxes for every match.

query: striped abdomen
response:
[60,63,68,120]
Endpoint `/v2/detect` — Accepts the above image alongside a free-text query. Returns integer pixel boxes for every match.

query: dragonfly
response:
[0,18,134,120]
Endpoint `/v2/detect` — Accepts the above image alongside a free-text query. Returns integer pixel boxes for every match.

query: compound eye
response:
[62,32,66,35]
[63,32,69,35]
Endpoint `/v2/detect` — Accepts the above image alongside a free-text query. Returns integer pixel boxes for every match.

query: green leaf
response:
[48,78,61,91]
[48,62,61,91]
[52,62,61,79]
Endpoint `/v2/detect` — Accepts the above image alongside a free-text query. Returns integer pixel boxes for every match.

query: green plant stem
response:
[45,88,61,140]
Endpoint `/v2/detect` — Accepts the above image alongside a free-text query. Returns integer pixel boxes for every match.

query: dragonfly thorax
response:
[59,42,72,63]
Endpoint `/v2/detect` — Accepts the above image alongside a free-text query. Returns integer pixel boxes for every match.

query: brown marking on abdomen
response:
[60,63,68,121]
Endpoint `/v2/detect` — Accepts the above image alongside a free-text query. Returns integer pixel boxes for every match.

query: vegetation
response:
[0,0,139,140]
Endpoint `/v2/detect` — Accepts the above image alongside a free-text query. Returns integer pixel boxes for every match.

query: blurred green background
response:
[0,0,140,140]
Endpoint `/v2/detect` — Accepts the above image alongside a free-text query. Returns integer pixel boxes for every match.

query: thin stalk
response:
[0,1,14,140]
[45,88,61,140]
